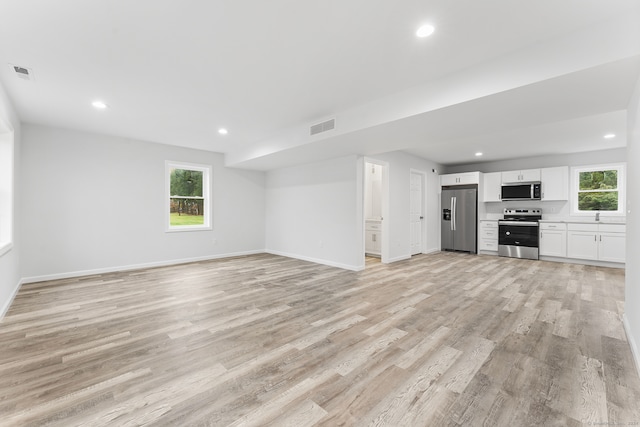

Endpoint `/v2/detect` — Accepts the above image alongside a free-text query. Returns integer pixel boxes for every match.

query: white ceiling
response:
[1,0,639,170]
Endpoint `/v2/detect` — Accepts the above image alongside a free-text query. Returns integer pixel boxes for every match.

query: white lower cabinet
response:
[598,229,626,263]
[365,220,382,255]
[479,220,498,251]
[567,223,625,263]
[539,222,566,257]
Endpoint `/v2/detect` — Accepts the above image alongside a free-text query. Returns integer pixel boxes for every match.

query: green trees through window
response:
[577,169,618,211]
[170,168,205,226]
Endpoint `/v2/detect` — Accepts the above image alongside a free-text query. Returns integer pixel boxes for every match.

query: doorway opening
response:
[363,158,389,267]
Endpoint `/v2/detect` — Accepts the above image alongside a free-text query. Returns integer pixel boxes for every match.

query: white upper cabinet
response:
[440,172,480,186]
[540,166,568,201]
[482,172,502,202]
[502,169,540,183]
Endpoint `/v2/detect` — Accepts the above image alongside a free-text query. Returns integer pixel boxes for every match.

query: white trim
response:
[387,254,412,263]
[0,277,23,321]
[0,242,13,258]
[623,314,640,380]
[538,255,625,269]
[20,250,265,284]
[266,250,364,272]
[165,160,212,232]
[0,124,14,252]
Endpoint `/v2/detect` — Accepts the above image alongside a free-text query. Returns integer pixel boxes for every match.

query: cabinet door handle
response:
[600,235,602,242]
[594,235,597,241]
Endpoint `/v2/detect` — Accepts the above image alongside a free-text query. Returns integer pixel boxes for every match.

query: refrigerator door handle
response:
[451,197,456,231]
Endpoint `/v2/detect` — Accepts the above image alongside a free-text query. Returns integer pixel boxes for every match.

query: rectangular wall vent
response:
[310,118,335,136]
[10,64,35,81]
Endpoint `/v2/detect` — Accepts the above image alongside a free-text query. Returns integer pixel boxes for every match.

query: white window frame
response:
[571,163,626,216]
[165,160,212,232]
[0,119,14,257]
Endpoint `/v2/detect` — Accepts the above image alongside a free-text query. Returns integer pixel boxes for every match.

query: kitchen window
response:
[571,163,625,215]
[166,161,212,232]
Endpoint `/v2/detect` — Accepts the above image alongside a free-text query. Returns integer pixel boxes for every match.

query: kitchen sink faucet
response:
[595,212,600,221]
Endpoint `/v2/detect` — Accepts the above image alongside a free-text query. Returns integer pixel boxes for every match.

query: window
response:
[571,163,625,215]
[0,119,14,257]
[166,161,211,231]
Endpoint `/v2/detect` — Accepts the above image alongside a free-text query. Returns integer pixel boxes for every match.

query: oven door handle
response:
[499,221,539,226]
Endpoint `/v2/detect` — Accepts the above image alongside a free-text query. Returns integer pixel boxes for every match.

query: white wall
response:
[0,81,21,317]
[625,73,640,375]
[265,155,362,270]
[20,124,266,281]
[367,151,442,261]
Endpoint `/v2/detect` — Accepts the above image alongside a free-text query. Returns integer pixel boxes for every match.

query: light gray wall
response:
[367,151,443,259]
[444,148,627,174]
[265,155,362,270]
[265,151,443,271]
[0,82,21,317]
[20,124,266,281]
[625,74,640,375]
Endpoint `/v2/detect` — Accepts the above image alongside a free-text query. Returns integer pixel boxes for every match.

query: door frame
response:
[410,169,428,255]
[363,157,390,265]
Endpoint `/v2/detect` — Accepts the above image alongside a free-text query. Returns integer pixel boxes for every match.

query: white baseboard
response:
[386,254,412,263]
[623,314,640,379]
[0,278,23,321]
[20,250,266,284]
[266,250,364,272]
[422,248,440,255]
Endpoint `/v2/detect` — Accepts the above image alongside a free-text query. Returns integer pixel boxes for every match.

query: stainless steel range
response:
[498,208,542,260]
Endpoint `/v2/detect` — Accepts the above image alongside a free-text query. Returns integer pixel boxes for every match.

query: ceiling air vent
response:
[310,118,335,136]
[11,64,35,81]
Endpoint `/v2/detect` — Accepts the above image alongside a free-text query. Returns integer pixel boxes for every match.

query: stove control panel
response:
[503,208,541,216]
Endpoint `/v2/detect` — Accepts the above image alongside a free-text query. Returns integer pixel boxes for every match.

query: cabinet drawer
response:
[599,224,625,233]
[480,221,498,229]
[480,239,498,251]
[481,229,498,240]
[540,222,566,231]
[365,222,382,231]
[568,223,598,232]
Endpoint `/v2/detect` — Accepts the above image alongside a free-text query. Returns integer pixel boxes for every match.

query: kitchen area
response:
[440,164,626,267]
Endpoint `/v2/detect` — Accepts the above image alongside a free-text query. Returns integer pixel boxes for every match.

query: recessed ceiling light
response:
[416,24,435,38]
[218,128,228,135]
[604,133,616,139]
[91,100,108,110]
[475,152,483,157]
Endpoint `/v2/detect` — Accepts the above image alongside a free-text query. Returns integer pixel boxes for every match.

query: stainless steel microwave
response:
[501,182,541,201]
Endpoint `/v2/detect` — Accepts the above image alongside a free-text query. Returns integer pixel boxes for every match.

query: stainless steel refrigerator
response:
[441,185,477,253]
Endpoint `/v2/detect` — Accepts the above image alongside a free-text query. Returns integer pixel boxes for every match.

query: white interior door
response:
[410,171,423,255]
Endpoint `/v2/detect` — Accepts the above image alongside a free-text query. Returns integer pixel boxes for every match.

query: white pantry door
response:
[410,171,423,255]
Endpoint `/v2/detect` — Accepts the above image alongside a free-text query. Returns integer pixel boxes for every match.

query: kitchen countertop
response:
[538,219,626,225]
[479,218,626,225]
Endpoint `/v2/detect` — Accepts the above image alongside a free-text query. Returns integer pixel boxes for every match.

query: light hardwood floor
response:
[1,252,639,426]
